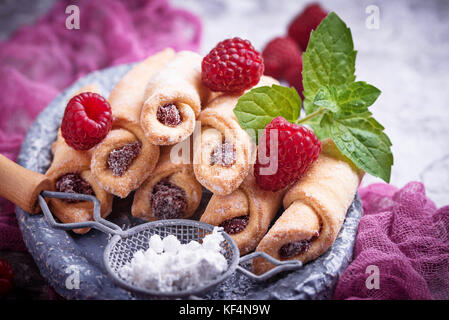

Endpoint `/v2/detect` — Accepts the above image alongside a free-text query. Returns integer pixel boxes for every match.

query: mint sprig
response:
[233,84,301,142]
[233,12,393,182]
[302,12,357,114]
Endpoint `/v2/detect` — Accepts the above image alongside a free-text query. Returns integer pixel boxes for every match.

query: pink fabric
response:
[0,0,201,251]
[335,182,449,300]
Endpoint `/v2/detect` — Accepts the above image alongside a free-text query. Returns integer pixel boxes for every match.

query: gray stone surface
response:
[15,64,362,300]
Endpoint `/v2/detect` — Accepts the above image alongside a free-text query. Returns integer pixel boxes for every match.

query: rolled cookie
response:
[200,170,284,255]
[91,49,176,198]
[131,143,202,221]
[46,85,113,234]
[252,138,364,274]
[193,76,278,195]
[140,51,211,145]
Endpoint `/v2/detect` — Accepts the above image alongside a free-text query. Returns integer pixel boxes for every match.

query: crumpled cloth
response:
[0,0,201,251]
[334,182,449,300]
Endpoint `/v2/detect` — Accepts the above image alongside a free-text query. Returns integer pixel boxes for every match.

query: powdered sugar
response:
[119,227,228,292]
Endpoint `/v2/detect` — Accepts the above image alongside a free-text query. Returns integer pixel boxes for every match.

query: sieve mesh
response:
[103,220,239,297]
[39,192,303,298]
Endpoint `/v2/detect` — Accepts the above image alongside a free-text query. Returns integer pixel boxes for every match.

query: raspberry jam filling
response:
[278,232,319,259]
[55,173,94,203]
[219,215,249,235]
[107,141,142,177]
[157,103,182,127]
[210,142,236,167]
[151,178,187,219]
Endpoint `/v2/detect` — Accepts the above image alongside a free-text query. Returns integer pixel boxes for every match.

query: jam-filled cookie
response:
[140,51,212,146]
[46,85,113,234]
[132,144,202,221]
[200,170,285,255]
[252,139,364,274]
[193,76,278,196]
[91,49,176,198]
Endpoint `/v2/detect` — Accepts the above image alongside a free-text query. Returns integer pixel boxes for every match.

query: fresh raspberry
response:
[287,3,328,51]
[262,36,302,80]
[0,259,14,298]
[284,54,304,99]
[255,117,321,191]
[262,36,304,98]
[61,92,112,150]
[201,37,264,93]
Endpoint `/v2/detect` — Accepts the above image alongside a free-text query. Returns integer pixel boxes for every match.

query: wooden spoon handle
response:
[0,154,52,213]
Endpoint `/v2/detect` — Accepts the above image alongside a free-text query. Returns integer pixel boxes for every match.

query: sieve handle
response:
[39,191,125,236]
[236,252,302,281]
[0,154,52,214]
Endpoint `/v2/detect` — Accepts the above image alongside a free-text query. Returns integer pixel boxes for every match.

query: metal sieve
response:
[38,191,303,298]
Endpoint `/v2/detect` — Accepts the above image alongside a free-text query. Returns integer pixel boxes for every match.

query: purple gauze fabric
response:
[334,182,449,300]
[0,0,202,251]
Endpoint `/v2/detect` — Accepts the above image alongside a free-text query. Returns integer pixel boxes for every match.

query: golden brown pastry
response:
[200,170,284,255]
[193,76,279,195]
[252,138,364,274]
[131,141,202,221]
[140,51,211,146]
[91,49,176,198]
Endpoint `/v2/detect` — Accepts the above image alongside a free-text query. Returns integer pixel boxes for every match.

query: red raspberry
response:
[255,117,321,191]
[284,54,304,99]
[262,36,302,80]
[0,259,14,298]
[201,37,264,93]
[287,3,328,51]
[61,92,112,150]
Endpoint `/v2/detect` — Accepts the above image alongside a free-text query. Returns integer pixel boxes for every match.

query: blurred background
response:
[0,0,448,299]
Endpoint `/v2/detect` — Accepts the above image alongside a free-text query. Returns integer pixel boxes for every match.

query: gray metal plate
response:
[15,64,362,300]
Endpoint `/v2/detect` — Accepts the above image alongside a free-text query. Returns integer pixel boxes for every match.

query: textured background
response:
[1,0,448,207]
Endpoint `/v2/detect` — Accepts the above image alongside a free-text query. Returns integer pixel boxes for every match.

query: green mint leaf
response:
[303,80,380,138]
[303,12,357,113]
[330,114,393,182]
[301,115,329,140]
[234,85,301,143]
[301,79,391,181]
[231,12,393,182]
[300,110,333,140]
[312,86,339,113]
[337,81,381,114]
[309,82,381,117]
[317,111,333,139]
[299,90,335,140]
